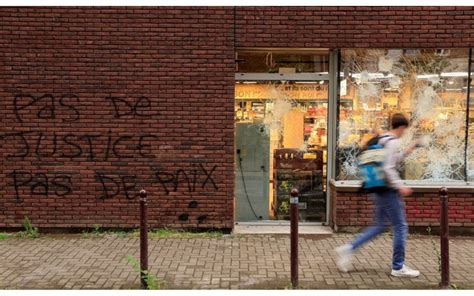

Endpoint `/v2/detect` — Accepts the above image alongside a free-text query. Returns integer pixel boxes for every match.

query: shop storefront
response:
[234,48,474,230]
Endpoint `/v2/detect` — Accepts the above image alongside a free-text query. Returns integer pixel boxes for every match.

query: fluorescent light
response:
[440,72,468,77]
[416,72,468,79]
[416,74,439,79]
[351,73,394,79]
[242,81,257,84]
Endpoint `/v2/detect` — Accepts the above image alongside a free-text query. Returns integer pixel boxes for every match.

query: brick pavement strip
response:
[0,234,473,289]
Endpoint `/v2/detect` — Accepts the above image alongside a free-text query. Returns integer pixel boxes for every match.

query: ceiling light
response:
[351,73,393,79]
[440,72,468,77]
[416,74,439,79]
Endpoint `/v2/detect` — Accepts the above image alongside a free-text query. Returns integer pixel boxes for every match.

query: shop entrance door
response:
[235,123,270,221]
[234,49,332,224]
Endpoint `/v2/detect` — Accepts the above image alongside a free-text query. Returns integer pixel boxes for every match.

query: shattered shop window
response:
[337,49,470,182]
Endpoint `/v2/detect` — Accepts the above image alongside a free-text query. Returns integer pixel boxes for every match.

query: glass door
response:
[234,49,330,223]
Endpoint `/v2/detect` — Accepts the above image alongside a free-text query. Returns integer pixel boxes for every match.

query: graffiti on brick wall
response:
[8,171,73,201]
[105,96,160,118]
[178,200,208,223]
[95,173,139,200]
[155,164,218,195]
[13,93,80,123]
[95,167,216,223]
[13,94,160,122]
[7,166,220,205]
[2,131,158,160]
[3,93,219,218]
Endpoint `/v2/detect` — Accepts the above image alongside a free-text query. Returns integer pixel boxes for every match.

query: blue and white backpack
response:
[357,135,394,193]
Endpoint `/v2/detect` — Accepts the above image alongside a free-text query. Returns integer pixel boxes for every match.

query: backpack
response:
[357,135,394,193]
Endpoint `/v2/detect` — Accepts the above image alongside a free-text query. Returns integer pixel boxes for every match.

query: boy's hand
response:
[399,186,413,197]
[404,140,420,155]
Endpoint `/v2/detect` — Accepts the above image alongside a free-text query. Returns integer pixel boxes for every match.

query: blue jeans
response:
[350,189,408,270]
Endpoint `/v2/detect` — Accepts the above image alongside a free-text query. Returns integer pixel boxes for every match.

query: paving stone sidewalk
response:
[0,233,473,289]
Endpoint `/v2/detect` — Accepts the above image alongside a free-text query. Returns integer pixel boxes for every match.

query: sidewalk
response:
[1,233,473,289]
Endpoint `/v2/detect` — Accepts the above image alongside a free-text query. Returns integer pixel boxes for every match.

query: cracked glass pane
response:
[337,49,470,182]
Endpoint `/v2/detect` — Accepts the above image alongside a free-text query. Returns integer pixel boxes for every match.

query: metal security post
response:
[439,187,450,289]
[290,188,299,288]
[139,189,149,289]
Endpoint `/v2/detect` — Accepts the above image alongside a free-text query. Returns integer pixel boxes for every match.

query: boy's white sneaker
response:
[391,265,420,278]
[335,244,353,272]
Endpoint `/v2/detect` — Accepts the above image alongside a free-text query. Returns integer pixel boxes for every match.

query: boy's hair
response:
[391,113,409,129]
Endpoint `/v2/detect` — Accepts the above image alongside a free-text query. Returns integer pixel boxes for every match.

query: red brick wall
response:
[0,7,235,229]
[236,6,474,48]
[330,187,474,232]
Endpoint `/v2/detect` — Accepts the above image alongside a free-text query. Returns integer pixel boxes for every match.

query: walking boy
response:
[335,113,420,278]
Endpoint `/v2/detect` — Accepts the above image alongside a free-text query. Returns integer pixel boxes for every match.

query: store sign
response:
[235,84,329,100]
[235,83,354,100]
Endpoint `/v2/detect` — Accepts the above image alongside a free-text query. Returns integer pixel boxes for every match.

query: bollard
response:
[139,189,149,289]
[290,188,299,289]
[439,187,449,289]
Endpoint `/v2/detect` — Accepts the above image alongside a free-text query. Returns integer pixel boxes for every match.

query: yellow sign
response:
[235,84,329,100]
[235,83,354,100]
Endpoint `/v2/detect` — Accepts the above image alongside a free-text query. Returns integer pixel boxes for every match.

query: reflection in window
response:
[337,49,470,182]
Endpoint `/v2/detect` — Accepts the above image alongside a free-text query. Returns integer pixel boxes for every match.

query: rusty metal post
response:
[439,187,450,289]
[139,189,148,289]
[290,188,299,288]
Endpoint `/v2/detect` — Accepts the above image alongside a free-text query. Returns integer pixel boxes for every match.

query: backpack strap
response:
[366,134,391,147]
[377,134,396,147]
